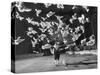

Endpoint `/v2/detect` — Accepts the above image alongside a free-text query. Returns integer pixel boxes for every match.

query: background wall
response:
[12,1,97,55]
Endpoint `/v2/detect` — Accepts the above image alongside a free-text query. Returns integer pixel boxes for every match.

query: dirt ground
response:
[15,53,97,73]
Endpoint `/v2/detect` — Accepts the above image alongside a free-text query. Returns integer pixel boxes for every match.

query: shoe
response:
[54,60,57,65]
[64,67,68,69]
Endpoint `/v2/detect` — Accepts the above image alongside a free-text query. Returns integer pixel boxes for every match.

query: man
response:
[53,42,60,65]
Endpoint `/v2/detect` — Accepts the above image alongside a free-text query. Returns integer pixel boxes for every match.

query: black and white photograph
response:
[11,1,97,73]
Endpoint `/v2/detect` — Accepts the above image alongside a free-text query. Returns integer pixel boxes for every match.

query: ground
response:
[15,53,97,73]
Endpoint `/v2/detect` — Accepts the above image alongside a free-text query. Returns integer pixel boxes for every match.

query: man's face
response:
[56,42,59,45]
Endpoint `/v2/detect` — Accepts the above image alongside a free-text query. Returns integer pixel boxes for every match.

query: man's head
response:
[56,42,60,45]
